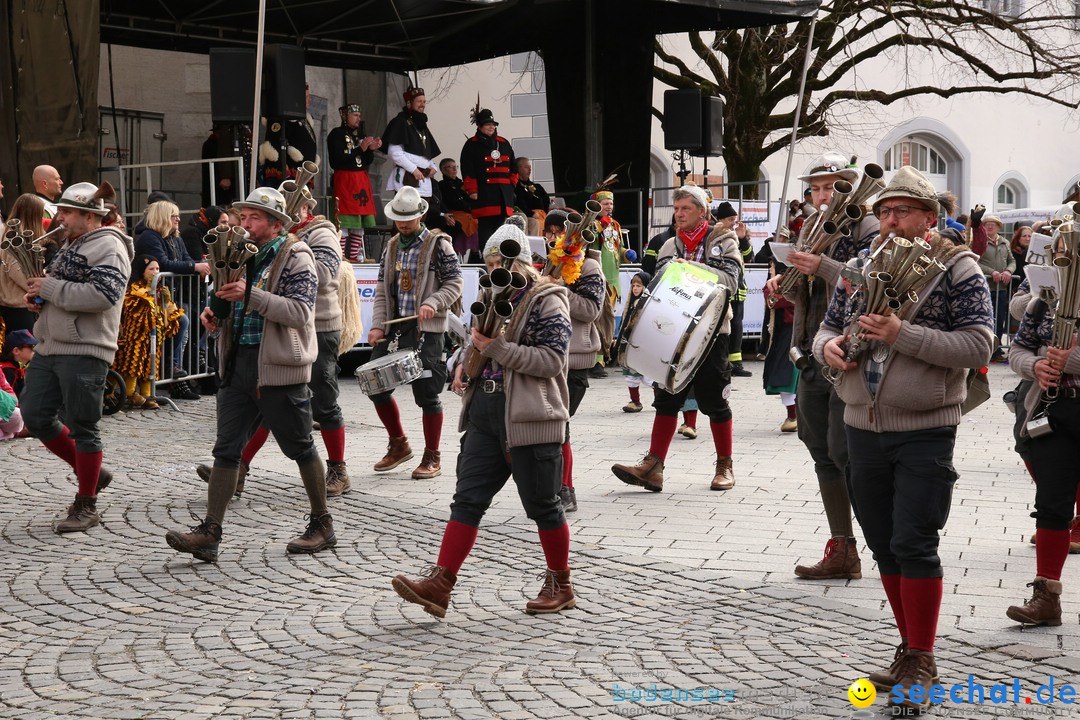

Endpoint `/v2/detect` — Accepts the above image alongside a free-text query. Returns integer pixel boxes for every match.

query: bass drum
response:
[616,260,729,395]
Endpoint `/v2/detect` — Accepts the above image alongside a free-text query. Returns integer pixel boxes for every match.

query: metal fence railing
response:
[147,271,214,409]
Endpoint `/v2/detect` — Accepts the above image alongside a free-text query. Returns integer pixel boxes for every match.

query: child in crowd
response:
[112,255,184,410]
[0,329,37,398]
[0,366,20,440]
[677,393,699,440]
[620,271,652,412]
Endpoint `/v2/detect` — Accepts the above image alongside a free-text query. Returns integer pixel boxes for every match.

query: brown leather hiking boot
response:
[710,456,735,491]
[165,514,222,563]
[886,650,940,714]
[197,461,248,497]
[56,495,99,534]
[1006,577,1063,626]
[525,569,577,615]
[611,454,664,492]
[286,512,337,554]
[412,449,441,479]
[794,537,862,580]
[392,565,457,618]
[870,640,908,691]
[325,460,351,496]
[374,436,413,472]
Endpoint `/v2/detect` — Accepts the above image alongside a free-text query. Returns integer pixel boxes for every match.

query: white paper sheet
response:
[1025,264,1059,297]
[770,241,793,264]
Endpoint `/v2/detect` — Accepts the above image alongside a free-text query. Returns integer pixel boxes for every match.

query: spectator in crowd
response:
[714,201,753,377]
[977,213,1013,360]
[1,194,49,337]
[0,328,36,398]
[460,107,517,248]
[619,270,652,413]
[180,205,228,263]
[1011,223,1032,282]
[21,181,130,534]
[514,157,550,227]
[134,200,209,396]
[641,218,675,277]
[438,158,479,263]
[201,123,249,207]
[328,103,381,263]
[762,267,798,433]
[32,165,63,218]
[0,361,21,441]
[112,255,184,410]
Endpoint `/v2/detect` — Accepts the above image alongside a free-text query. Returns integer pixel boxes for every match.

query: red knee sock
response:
[710,419,733,457]
[1075,484,1080,515]
[375,400,405,438]
[648,415,679,461]
[538,523,571,572]
[75,451,102,497]
[241,426,270,465]
[683,410,698,429]
[320,426,346,463]
[422,411,443,452]
[880,573,907,639]
[628,386,640,404]
[786,403,797,421]
[436,520,479,574]
[1023,458,1034,480]
[42,427,77,469]
[901,576,943,652]
[1036,529,1071,580]
[561,442,573,488]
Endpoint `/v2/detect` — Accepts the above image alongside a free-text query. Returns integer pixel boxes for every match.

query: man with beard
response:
[381,87,441,203]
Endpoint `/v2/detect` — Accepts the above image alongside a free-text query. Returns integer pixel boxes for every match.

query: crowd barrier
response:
[148,272,214,408]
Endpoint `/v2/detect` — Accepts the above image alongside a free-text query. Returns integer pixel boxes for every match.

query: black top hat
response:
[472,108,498,127]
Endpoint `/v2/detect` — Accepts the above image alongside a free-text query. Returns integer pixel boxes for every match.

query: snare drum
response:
[354,350,423,395]
[616,261,729,395]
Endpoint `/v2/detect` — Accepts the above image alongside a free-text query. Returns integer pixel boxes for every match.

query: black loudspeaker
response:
[209,49,256,123]
[701,96,724,157]
[662,90,725,157]
[663,90,703,151]
[264,45,307,119]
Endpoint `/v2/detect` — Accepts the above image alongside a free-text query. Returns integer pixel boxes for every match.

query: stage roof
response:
[99,0,819,71]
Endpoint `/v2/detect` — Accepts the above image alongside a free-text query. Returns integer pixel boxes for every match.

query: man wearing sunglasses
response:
[815,165,993,714]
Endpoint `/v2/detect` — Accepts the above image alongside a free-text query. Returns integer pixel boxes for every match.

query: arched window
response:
[883,140,947,176]
[996,183,1017,210]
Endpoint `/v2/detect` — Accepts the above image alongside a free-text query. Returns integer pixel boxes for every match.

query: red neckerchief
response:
[295,216,313,233]
[679,218,708,255]
[599,216,612,228]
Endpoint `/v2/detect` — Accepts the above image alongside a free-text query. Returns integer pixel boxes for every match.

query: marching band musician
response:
[165,188,333,563]
[815,166,993,714]
[328,103,381,263]
[1005,215,1080,628]
[367,186,463,480]
[589,189,623,375]
[193,190,352,498]
[20,182,129,534]
[610,185,743,493]
[766,152,879,581]
[392,222,575,618]
[460,106,518,248]
[544,209,606,513]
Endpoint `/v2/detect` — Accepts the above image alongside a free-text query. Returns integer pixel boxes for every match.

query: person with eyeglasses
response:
[764,152,879,583]
[814,166,993,714]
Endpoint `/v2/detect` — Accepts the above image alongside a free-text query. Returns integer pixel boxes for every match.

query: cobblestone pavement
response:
[2,361,1080,720]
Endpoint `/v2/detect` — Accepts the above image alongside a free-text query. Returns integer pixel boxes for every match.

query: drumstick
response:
[382,314,419,326]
